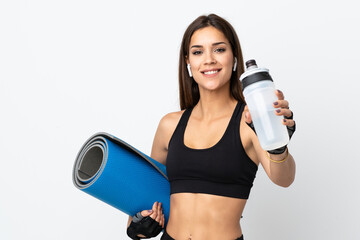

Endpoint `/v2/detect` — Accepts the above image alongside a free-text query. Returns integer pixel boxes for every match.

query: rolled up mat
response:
[72,132,170,227]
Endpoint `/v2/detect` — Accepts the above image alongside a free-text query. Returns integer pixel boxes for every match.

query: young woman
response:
[126,14,296,240]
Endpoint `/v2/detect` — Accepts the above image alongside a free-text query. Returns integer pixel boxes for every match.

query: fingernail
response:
[276,109,281,113]
[148,210,153,213]
[283,119,287,122]
[274,101,278,105]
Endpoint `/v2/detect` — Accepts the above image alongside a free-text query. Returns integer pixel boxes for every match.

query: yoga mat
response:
[72,132,170,226]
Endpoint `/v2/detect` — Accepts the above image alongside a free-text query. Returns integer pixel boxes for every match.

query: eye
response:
[192,50,202,55]
[214,48,226,53]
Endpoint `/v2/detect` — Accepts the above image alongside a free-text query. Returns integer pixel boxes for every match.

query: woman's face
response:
[187,26,235,92]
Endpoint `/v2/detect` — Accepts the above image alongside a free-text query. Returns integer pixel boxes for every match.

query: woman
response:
[126,14,296,240]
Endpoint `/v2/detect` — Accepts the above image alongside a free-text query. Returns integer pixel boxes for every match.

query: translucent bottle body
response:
[243,80,289,150]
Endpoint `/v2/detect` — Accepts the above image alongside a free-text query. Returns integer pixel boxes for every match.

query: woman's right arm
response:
[150,112,182,165]
[126,111,182,236]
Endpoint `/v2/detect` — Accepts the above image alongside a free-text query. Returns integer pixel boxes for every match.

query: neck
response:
[194,83,237,120]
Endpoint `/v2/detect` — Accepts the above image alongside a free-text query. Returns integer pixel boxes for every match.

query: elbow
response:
[272,175,295,188]
[127,215,133,228]
[271,159,296,188]
[279,180,293,188]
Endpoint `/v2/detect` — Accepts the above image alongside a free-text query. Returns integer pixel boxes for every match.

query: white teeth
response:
[203,70,219,75]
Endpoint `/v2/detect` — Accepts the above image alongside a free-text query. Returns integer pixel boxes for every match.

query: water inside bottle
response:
[251,109,289,150]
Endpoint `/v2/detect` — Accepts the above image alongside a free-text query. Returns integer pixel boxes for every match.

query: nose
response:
[203,51,216,65]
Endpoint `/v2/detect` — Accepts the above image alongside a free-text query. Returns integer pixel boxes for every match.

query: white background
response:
[1,0,359,239]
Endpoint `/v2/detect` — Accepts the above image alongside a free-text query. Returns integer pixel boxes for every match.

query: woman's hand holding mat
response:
[127,201,164,239]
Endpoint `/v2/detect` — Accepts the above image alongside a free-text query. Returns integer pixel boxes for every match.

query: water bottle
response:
[240,59,289,150]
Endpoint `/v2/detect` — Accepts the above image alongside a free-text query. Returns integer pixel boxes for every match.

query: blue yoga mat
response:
[72,132,170,226]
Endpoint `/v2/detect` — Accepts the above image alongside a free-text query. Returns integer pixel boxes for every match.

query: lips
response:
[201,69,222,75]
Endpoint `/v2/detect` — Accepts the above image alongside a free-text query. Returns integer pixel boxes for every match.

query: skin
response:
[128,26,296,239]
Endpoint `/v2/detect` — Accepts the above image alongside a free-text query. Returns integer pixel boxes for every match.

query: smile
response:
[204,70,219,75]
[201,69,222,76]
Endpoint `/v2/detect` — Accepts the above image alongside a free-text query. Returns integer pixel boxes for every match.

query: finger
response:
[244,110,252,124]
[156,202,162,222]
[273,99,289,109]
[275,89,285,100]
[150,202,158,219]
[282,119,295,127]
[275,108,292,118]
[162,214,165,228]
[141,209,154,217]
[158,212,162,226]
[159,212,164,227]
[152,201,157,210]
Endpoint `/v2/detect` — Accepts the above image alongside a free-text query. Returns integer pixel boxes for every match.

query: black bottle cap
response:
[245,59,257,69]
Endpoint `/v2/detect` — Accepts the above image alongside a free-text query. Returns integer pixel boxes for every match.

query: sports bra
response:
[166,101,258,199]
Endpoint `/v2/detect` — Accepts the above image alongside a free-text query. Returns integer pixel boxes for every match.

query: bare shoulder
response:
[150,109,185,165]
[159,110,185,133]
[157,110,185,149]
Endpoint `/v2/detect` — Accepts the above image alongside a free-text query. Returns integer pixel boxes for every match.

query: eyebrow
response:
[190,42,227,49]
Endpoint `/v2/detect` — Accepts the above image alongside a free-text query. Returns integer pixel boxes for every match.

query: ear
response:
[185,56,189,65]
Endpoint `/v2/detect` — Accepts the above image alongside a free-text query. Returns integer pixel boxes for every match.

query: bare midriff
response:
[165,192,247,240]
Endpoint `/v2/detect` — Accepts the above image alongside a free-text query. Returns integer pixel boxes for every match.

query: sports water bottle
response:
[240,59,289,150]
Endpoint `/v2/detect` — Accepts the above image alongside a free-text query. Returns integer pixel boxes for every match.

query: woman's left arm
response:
[262,146,296,187]
[245,89,296,187]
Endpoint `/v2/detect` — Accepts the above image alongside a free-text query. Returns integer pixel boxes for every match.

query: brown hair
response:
[178,14,245,110]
